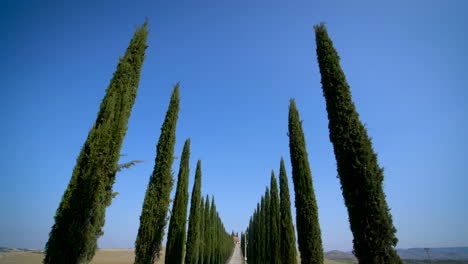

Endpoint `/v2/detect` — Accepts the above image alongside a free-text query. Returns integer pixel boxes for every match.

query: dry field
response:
[0,248,350,264]
[0,249,165,264]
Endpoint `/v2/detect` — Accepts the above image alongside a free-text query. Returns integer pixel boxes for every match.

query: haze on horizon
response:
[0,0,467,252]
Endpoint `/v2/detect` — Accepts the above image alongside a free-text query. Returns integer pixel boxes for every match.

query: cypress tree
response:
[134,84,180,264]
[165,139,191,264]
[259,195,267,264]
[209,197,217,264]
[203,195,211,264]
[264,188,271,264]
[43,22,148,264]
[247,211,255,264]
[185,160,203,264]
[255,202,261,264]
[249,205,255,264]
[240,232,245,258]
[269,171,281,264]
[314,23,402,264]
[288,99,324,264]
[279,158,297,264]
[198,196,205,264]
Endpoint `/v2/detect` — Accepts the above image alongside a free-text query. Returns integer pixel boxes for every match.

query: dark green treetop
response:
[314,23,402,264]
[134,84,180,264]
[288,99,324,264]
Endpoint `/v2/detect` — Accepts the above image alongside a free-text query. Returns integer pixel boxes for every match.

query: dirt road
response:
[226,244,244,264]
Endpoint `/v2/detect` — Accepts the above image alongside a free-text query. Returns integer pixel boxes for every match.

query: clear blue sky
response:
[1,0,467,252]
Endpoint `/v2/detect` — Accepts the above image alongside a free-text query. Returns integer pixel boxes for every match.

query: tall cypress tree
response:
[240,232,245,259]
[279,158,297,264]
[250,207,256,264]
[314,23,402,264]
[264,187,271,264]
[165,139,191,264]
[255,202,261,264]
[134,84,180,264]
[269,171,281,264]
[185,160,203,264]
[209,197,217,264]
[198,196,205,264]
[203,195,211,264]
[44,22,148,264]
[259,195,267,264]
[288,99,323,264]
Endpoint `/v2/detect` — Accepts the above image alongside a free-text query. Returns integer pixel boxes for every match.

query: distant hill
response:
[397,247,468,261]
[0,247,43,253]
[325,250,356,262]
[324,247,468,263]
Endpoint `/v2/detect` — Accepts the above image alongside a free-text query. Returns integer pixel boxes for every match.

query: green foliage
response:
[314,23,402,264]
[209,197,234,264]
[43,22,148,264]
[209,198,217,263]
[202,196,211,264]
[279,158,297,264]
[185,160,203,264]
[269,171,281,264]
[195,195,233,264]
[264,188,271,264]
[165,139,191,264]
[288,99,324,264]
[246,166,298,264]
[134,84,180,264]
[198,196,205,264]
[240,232,246,258]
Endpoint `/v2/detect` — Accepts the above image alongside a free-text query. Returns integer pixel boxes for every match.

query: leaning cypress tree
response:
[279,158,297,264]
[44,22,148,264]
[314,23,402,264]
[165,139,191,264]
[269,171,281,264]
[185,160,203,264]
[288,99,324,264]
[134,85,180,264]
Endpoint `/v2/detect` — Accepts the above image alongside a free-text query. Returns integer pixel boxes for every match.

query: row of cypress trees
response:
[245,162,297,264]
[197,195,235,264]
[182,159,235,264]
[245,99,323,264]
[128,45,234,264]
[244,23,402,264]
[43,21,233,264]
[164,156,234,264]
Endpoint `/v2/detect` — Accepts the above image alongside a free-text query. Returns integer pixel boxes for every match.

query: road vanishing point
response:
[226,244,245,264]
